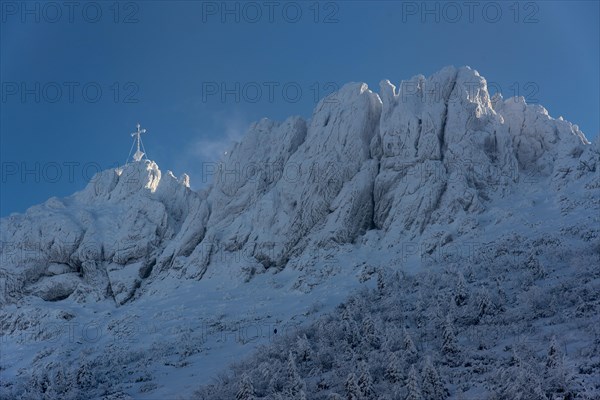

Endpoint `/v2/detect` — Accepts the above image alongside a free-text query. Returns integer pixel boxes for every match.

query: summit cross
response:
[131,123,147,162]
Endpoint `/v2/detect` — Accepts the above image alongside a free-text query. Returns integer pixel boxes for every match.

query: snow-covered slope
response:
[0,66,598,399]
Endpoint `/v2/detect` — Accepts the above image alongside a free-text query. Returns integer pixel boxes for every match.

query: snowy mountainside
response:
[195,233,600,399]
[0,66,598,399]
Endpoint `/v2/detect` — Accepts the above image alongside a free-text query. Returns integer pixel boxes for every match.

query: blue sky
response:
[1,1,598,216]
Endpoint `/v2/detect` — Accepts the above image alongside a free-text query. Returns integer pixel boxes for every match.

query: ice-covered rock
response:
[1,160,201,305]
[182,83,381,277]
[0,66,596,306]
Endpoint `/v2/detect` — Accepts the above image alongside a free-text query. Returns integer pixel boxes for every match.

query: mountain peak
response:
[1,66,596,306]
[74,159,194,206]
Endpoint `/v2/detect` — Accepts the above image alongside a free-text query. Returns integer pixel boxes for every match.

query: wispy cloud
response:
[190,111,248,162]
[179,110,251,189]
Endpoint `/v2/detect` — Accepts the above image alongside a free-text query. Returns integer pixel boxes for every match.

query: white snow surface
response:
[0,66,598,399]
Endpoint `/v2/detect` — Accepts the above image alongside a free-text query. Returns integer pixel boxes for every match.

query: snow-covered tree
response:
[361,316,381,349]
[49,366,68,397]
[343,319,361,349]
[76,362,95,390]
[377,270,386,295]
[384,351,402,383]
[36,371,51,396]
[236,373,256,400]
[508,347,522,367]
[286,351,307,399]
[406,365,423,400]
[255,361,273,392]
[525,254,546,279]
[403,328,418,364]
[414,293,427,330]
[545,336,561,370]
[544,336,569,397]
[475,286,495,320]
[421,358,447,400]
[454,272,468,306]
[296,334,312,363]
[266,359,286,394]
[357,363,376,400]
[441,316,460,366]
[344,373,361,400]
[341,304,353,321]
[494,362,548,400]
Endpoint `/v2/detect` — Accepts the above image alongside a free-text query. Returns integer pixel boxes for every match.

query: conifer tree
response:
[476,286,493,319]
[357,363,376,400]
[384,351,402,383]
[296,334,312,362]
[544,336,568,396]
[236,373,256,400]
[286,351,307,399]
[421,358,448,400]
[377,270,386,294]
[51,366,67,396]
[406,365,423,400]
[442,316,460,366]
[454,272,468,306]
[76,362,95,390]
[344,373,361,400]
[403,328,418,364]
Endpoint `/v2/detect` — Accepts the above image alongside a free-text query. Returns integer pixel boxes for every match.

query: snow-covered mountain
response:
[1,66,598,399]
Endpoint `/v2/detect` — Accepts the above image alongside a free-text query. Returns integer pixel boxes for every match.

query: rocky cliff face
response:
[1,66,597,307]
[0,161,201,305]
